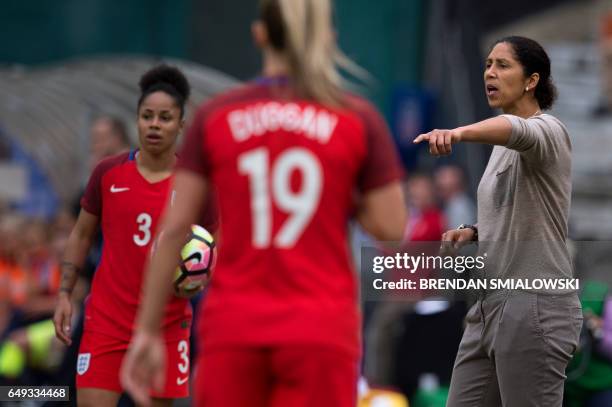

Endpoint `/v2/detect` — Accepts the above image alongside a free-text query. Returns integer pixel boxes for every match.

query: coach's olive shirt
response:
[476,113,574,292]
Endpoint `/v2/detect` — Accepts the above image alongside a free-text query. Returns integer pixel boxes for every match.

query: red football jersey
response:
[81,151,191,341]
[178,82,404,357]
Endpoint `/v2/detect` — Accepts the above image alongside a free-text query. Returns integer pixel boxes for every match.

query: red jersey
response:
[405,208,446,242]
[81,151,191,341]
[178,82,404,357]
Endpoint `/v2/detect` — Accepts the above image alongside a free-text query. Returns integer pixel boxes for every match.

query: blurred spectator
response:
[0,209,82,385]
[0,214,28,338]
[73,115,131,217]
[389,175,462,402]
[18,219,59,318]
[593,12,612,117]
[22,210,80,311]
[434,165,476,229]
[403,174,446,241]
[365,174,459,400]
[88,115,131,172]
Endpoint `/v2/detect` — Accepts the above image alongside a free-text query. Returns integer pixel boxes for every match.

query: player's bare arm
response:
[53,209,98,345]
[122,170,207,406]
[357,181,407,241]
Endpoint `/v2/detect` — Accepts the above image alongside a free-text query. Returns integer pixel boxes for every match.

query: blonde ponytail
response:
[260,0,367,107]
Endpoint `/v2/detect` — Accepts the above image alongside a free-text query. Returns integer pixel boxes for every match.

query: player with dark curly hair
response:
[53,65,211,407]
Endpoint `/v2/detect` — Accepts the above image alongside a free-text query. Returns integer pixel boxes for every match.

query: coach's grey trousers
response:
[447,289,583,407]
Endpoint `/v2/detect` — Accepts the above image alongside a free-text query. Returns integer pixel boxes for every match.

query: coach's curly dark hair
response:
[137,64,191,118]
[492,36,557,110]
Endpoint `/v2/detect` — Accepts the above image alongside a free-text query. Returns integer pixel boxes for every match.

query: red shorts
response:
[194,346,359,407]
[76,330,190,399]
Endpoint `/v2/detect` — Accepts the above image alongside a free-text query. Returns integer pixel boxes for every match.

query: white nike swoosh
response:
[110,185,130,193]
[176,376,189,385]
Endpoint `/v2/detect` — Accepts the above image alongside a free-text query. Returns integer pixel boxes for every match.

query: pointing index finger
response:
[413,133,428,144]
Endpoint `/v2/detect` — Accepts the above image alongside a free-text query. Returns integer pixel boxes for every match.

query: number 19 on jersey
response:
[239,147,322,248]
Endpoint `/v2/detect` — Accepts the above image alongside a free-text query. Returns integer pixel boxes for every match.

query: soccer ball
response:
[174,224,216,292]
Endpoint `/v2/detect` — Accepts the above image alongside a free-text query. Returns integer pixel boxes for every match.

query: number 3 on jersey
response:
[133,212,152,246]
[239,147,322,248]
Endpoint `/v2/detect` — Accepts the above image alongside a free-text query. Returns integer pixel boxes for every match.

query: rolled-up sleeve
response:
[502,114,571,166]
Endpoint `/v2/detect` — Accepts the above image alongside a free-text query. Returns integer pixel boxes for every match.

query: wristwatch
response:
[457,224,478,241]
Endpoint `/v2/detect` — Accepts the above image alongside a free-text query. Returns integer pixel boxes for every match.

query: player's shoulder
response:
[91,151,133,177]
[90,151,134,185]
[340,92,382,122]
[194,82,265,119]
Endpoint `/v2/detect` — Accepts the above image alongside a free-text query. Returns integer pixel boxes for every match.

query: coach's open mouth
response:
[486,84,499,97]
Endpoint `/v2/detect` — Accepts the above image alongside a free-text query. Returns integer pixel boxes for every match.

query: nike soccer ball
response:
[174,224,216,292]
